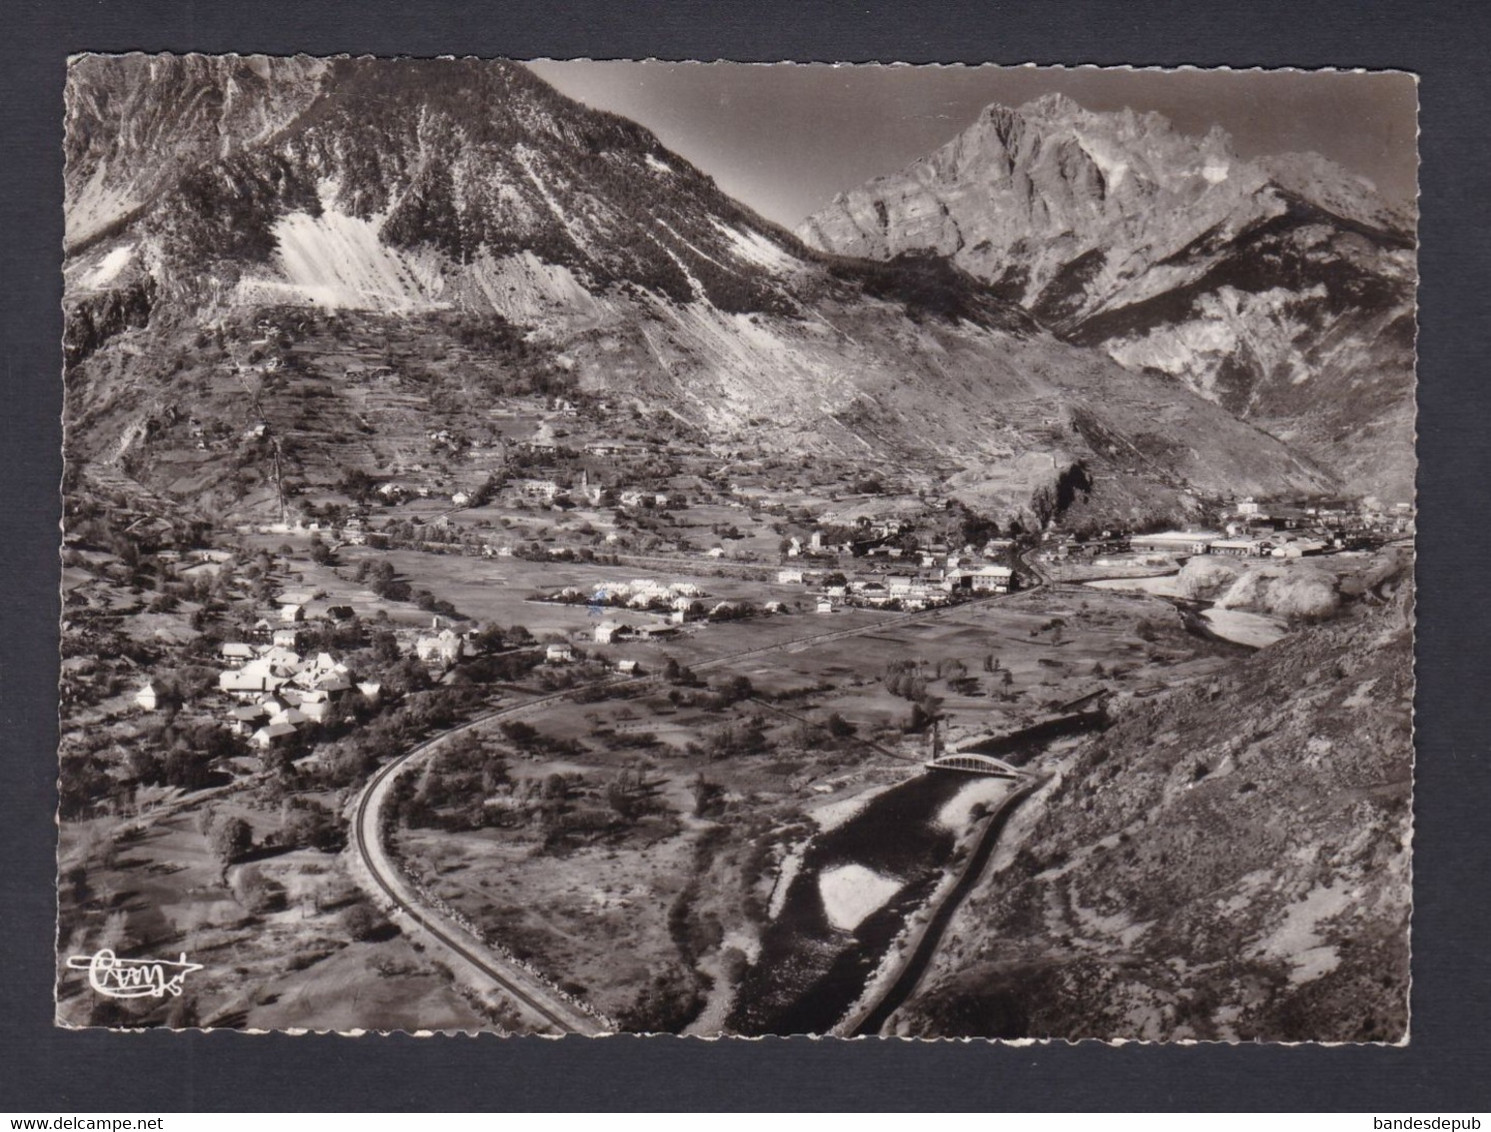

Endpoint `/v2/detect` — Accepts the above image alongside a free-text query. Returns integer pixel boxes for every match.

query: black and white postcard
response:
[56,56,1417,1042]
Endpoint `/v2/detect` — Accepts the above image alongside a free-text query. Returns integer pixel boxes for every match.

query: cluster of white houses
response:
[217,642,380,748]
[778,563,1015,613]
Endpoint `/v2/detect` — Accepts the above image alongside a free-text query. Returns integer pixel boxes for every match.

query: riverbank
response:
[841,775,1039,1036]
[726,769,1010,1035]
[1084,574,1287,649]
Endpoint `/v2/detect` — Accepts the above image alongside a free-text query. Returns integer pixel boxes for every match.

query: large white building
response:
[1129,531,1223,556]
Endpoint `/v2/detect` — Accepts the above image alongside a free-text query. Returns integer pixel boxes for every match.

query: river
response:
[1083,574,1286,649]
[726,769,1021,1036]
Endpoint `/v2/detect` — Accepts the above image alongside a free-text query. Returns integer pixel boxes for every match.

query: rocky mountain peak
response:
[797,94,1417,500]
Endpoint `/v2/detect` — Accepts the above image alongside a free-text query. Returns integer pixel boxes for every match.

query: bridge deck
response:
[926,752,1021,777]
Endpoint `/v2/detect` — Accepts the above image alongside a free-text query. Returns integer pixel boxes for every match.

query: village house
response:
[617,659,639,676]
[1271,538,1329,559]
[296,689,334,723]
[1210,538,1273,558]
[219,659,289,699]
[630,622,679,642]
[281,603,306,624]
[259,646,304,674]
[272,627,304,650]
[251,721,297,750]
[416,629,470,667]
[269,706,310,727]
[451,491,472,507]
[294,652,354,692]
[515,478,562,503]
[134,682,159,711]
[545,642,575,664]
[777,568,805,585]
[583,439,630,457]
[816,597,835,614]
[594,620,626,645]
[947,565,1015,594]
[219,642,256,668]
[226,703,269,736]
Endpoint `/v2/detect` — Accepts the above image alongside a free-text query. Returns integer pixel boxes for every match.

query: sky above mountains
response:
[526,61,1418,229]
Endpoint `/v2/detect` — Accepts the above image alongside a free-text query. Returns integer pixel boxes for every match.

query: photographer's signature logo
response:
[66,949,203,999]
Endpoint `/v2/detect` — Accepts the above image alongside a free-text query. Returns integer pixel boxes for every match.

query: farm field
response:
[57,788,490,1032]
[386,576,1246,1032]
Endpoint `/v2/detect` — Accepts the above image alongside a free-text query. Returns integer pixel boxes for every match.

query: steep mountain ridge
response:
[895,578,1414,1043]
[798,94,1417,500]
[64,56,1335,527]
[65,54,329,251]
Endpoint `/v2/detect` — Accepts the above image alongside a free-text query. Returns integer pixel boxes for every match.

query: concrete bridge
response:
[925,751,1022,777]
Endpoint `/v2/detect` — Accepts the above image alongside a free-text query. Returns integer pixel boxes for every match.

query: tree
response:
[500,720,539,749]
[605,777,642,823]
[209,816,252,866]
[341,903,387,942]
[825,712,856,739]
[721,675,754,705]
[282,800,343,852]
[691,773,723,816]
[233,864,286,913]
